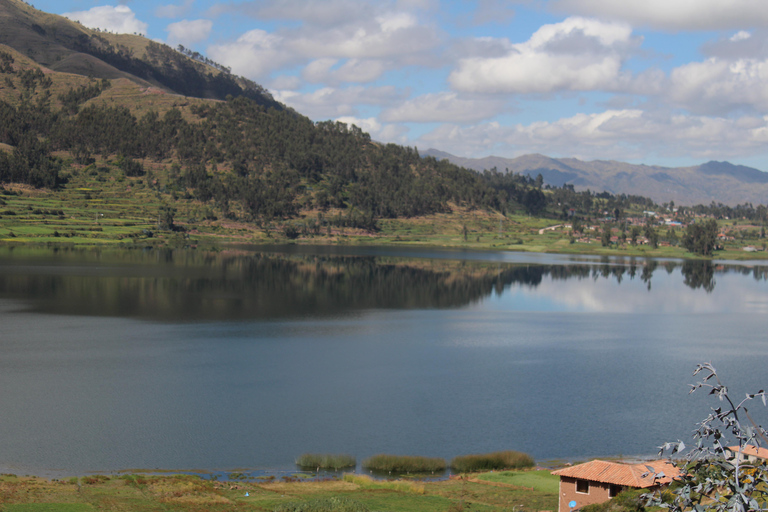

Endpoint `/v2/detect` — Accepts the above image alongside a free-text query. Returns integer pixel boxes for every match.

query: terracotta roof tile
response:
[552,460,679,488]
[727,445,768,460]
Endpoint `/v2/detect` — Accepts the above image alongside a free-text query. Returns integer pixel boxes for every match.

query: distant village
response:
[552,206,766,252]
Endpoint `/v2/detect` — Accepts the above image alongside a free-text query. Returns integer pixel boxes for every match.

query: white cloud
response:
[62,5,148,35]
[731,31,752,42]
[156,0,194,19]
[668,58,768,115]
[166,19,213,46]
[302,58,388,84]
[416,110,768,162]
[269,75,303,91]
[449,17,637,94]
[336,116,409,143]
[286,12,440,61]
[207,4,441,82]
[272,86,406,119]
[552,0,768,31]
[381,92,505,123]
[208,29,290,79]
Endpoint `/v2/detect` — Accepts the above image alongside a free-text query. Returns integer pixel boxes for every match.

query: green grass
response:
[475,469,560,494]
[450,451,534,473]
[2,160,767,260]
[4,505,94,512]
[295,453,356,470]
[0,472,558,512]
[362,454,447,474]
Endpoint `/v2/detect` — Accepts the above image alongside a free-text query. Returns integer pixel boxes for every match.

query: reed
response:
[361,454,446,473]
[449,450,534,473]
[295,453,356,470]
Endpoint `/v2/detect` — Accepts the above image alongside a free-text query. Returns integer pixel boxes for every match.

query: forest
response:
[2,42,765,237]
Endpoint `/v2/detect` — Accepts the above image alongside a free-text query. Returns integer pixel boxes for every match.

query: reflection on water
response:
[2,245,768,476]
[0,246,766,321]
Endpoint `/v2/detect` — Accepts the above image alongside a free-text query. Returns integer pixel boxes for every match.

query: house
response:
[725,445,768,464]
[551,459,678,512]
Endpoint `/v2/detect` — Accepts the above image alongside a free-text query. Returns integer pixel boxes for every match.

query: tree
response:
[522,188,546,215]
[601,226,612,247]
[683,219,719,256]
[158,205,176,231]
[646,363,768,512]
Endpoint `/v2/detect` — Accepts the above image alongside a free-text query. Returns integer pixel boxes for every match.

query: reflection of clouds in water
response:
[489,270,768,314]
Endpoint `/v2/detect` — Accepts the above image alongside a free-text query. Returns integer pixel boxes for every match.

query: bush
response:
[362,454,446,473]
[450,450,534,473]
[295,453,356,470]
[274,497,369,512]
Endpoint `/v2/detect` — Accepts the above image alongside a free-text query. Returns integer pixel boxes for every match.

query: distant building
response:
[552,459,679,512]
[725,445,768,464]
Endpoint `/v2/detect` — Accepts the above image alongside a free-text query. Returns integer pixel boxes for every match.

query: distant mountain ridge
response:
[423,149,768,206]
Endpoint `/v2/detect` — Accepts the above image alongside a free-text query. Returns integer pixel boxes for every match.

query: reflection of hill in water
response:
[0,247,766,321]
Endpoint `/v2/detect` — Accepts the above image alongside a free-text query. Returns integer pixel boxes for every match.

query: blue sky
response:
[27,0,768,170]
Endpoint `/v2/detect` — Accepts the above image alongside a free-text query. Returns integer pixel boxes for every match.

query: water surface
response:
[0,246,766,475]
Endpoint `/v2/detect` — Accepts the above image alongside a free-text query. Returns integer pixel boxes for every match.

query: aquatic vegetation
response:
[295,453,356,470]
[361,454,446,473]
[450,451,534,473]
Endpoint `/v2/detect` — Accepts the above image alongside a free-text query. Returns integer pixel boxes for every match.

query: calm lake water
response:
[1,245,768,476]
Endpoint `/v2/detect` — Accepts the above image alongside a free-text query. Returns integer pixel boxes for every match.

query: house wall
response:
[557,476,614,512]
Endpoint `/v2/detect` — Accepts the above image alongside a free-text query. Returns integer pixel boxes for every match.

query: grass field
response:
[475,470,561,494]
[0,471,560,512]
[1,158,767,261]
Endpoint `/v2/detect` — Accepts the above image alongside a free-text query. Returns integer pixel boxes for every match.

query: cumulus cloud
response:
[208,29,290,79]
[156,0,194,19]
[449,17,638,94]
[381,92,505,123]
[302,58,388,84]
[207,4,441,81]
[668,58,768,115]
[551,0,768,31]
[166,19,213,46]
[62,5,148,34]
[336,116,409,143]
[700,29,768,60]
[416,110,768,162]
[272,85,407,119]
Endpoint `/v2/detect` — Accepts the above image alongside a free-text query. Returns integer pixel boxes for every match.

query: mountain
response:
[422,149,768,206]
[0,0,280,107]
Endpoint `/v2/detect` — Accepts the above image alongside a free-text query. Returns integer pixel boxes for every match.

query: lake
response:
[1,244,767,477]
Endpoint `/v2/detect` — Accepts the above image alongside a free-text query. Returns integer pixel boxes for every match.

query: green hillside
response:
[1,0,765,258]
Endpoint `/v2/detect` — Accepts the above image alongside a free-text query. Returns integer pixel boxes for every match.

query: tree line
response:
[0,55,677,230]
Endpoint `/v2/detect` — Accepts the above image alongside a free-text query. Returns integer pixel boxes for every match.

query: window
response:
[576,480,589,494]
[610,484,623,498]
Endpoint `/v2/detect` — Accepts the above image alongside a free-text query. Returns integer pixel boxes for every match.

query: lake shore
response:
[0,469,561,512]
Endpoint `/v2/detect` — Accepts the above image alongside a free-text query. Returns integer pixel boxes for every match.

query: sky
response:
[26,0,768,170]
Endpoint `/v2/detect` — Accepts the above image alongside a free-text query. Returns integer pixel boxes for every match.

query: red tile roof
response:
[727,445,768,460]
[552,460,679,488]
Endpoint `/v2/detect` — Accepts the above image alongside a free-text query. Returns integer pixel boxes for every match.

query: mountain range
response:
[423,150,768,206]
[0,0,766,209]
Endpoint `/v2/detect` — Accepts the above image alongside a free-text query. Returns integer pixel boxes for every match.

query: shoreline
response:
[0,453,662,481]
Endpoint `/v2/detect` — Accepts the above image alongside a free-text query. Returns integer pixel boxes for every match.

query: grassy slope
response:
[0,472,559,512]
[0,3,765,259]
[2,172,765,260]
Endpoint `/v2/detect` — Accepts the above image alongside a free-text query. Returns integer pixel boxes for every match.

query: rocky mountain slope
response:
[0,0,280,107]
